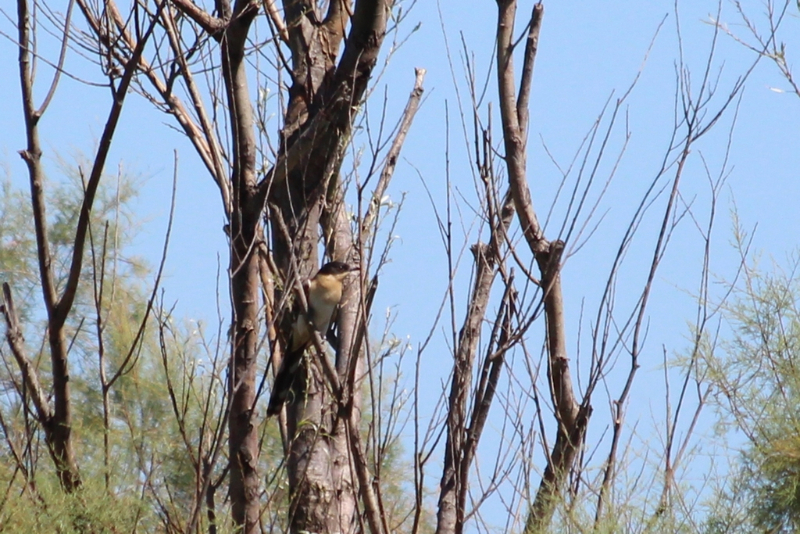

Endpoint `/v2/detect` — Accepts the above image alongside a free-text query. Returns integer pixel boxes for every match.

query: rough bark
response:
[262,1,392,533]
[219,0,262,531]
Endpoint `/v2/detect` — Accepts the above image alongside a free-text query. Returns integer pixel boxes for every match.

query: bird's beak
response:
[349,264,360,272]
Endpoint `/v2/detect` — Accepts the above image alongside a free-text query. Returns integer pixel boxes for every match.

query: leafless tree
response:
[2,0,776,532]
[60,0,419,531]
[416,2,764,533]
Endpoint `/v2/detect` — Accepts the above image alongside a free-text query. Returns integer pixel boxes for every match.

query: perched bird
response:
[267,261,358,416]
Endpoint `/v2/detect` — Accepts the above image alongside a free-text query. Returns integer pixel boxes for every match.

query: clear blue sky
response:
[2,0,799,526]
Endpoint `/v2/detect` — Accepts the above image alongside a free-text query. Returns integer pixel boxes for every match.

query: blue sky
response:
[2,0,800,525]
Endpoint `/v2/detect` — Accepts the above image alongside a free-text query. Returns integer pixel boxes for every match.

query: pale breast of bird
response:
[308,277,343,333]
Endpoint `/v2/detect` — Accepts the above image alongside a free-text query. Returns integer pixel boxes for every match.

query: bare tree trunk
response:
[15,0,81,492]
[265,1,392,532]
[524,243,589,533]
[227,220,262,533]
[220,1,262,530]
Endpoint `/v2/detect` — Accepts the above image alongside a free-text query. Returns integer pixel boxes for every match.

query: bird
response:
[267,261,358,416]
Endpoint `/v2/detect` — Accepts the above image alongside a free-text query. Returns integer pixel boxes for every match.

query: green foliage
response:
[699,246,800,532]
[0,475,145,533]
[0,178,40,323]
[0,159,142,335]
[0,160,234,532]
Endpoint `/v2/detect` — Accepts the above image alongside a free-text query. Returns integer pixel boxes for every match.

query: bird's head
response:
[316,261,358,281]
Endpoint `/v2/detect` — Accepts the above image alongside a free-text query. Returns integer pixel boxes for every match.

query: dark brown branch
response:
[15,0,164,493]
[331,0,387,94]
[18,0,58,319]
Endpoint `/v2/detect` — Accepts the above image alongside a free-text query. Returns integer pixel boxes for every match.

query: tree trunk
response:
[266,1,391,532]
[221,1,261,530]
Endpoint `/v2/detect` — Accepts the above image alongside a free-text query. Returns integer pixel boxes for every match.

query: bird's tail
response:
[266,347,305,416]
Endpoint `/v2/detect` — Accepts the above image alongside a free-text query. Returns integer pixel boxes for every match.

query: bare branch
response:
[1,283,53,425]
[262,0,289,43]
[57,0,162,327]
[35,0,75,117]
[516,2,543,141]
[361,67,426,237]
[496,0,546,254]
[171,0,225,37]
